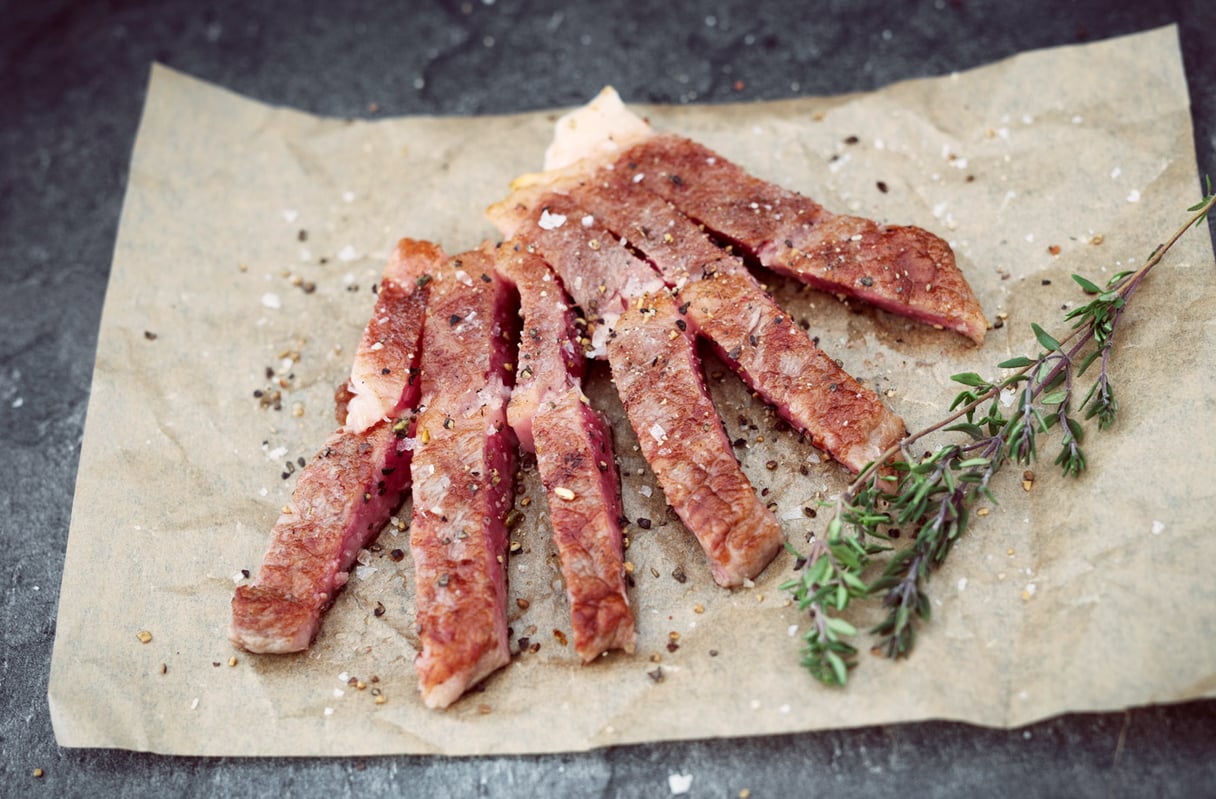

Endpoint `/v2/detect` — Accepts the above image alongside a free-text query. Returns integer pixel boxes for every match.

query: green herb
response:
[782,181,1215,686]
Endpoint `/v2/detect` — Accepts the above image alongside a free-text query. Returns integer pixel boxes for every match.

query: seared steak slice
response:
[565,177,905,472]
[496,247,587,452]
[344,239,438,433]
[497,199,784,587]
[619,133,989,344]
[230,421,412,653]
[408,244,517,708]
[608,292,785,586]
[496,247,636,661]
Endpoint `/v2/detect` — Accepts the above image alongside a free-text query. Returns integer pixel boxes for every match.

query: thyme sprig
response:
[783,182,1215,686]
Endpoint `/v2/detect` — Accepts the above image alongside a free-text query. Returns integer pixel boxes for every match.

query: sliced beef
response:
[230,421,412,653]
[619,133,989,343]
[408,244,517,708]
[343,239,438,433]
[495,247,636,661]
[498,198,784,588]
[565,176,905,472]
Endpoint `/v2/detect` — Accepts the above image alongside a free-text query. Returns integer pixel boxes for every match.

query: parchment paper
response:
[49,25,1216,756]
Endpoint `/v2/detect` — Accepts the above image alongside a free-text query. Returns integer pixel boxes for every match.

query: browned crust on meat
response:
[410,414,515,708]
[607,294,784,587]
[616,134,989,344]
[562,172,905,472]
[496,247,635,660]
[495,247,586,452]
[532,388,636,660]
[503,205,783,586]
[229,421,411,653]
[344,239,437,432]
[409,245,518,708]
[677,273,905,471]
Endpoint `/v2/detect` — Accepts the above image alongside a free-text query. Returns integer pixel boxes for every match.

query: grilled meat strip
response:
[607,291,785,586]
[344,239,438,433]
[408,244,518,708]
[230,421,412,653]
[618,133,989,344]
[493,195,784,587]
[495,247,636,661]
[562,173,906,473]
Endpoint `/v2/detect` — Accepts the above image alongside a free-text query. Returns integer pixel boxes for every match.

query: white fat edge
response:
[542,87,654,172]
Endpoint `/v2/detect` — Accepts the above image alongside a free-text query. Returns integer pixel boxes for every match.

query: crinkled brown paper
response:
[49,25,1216,756]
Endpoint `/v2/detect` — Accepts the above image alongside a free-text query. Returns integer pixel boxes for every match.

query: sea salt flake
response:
[1151,520,1165,535]
[538,209,567,230]
[261,292,282,309]
[1126,189,1141,203]
[639,484,653,498]
[338,244,360,261]
[668,774,693,795]
[957,577,968,592]
[787,624,799,637]
[581,214,595,227]
[282,209,299,223]
[649,422,667,442]
[342,190,356,203]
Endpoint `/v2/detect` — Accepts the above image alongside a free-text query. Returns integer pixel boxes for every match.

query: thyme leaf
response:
[785,182,1215,686]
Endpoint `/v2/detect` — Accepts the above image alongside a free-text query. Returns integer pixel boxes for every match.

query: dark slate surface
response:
[3,1,1214,795]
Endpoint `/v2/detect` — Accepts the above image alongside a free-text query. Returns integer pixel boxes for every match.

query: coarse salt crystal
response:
[538,209,567,230]
[581,214,595,227]
[631,173,645,184]
[282,209,299,223]
[1127,190,1141,203]
[342,190,356,203]
[639,484,653,498]
[324,707,334,716]
[649,423,666,442]
[261,292,282,309]
[338,244,360,261]
[787,624,799,637]
[668,774,693,795]
[369,341,384,351]
[334,688,345,698]
[958,577,968,592]
[1152,520,1165,535]
[190,698,200,710]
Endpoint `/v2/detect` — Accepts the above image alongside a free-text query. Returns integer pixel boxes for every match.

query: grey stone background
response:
[3,1,1213,796]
